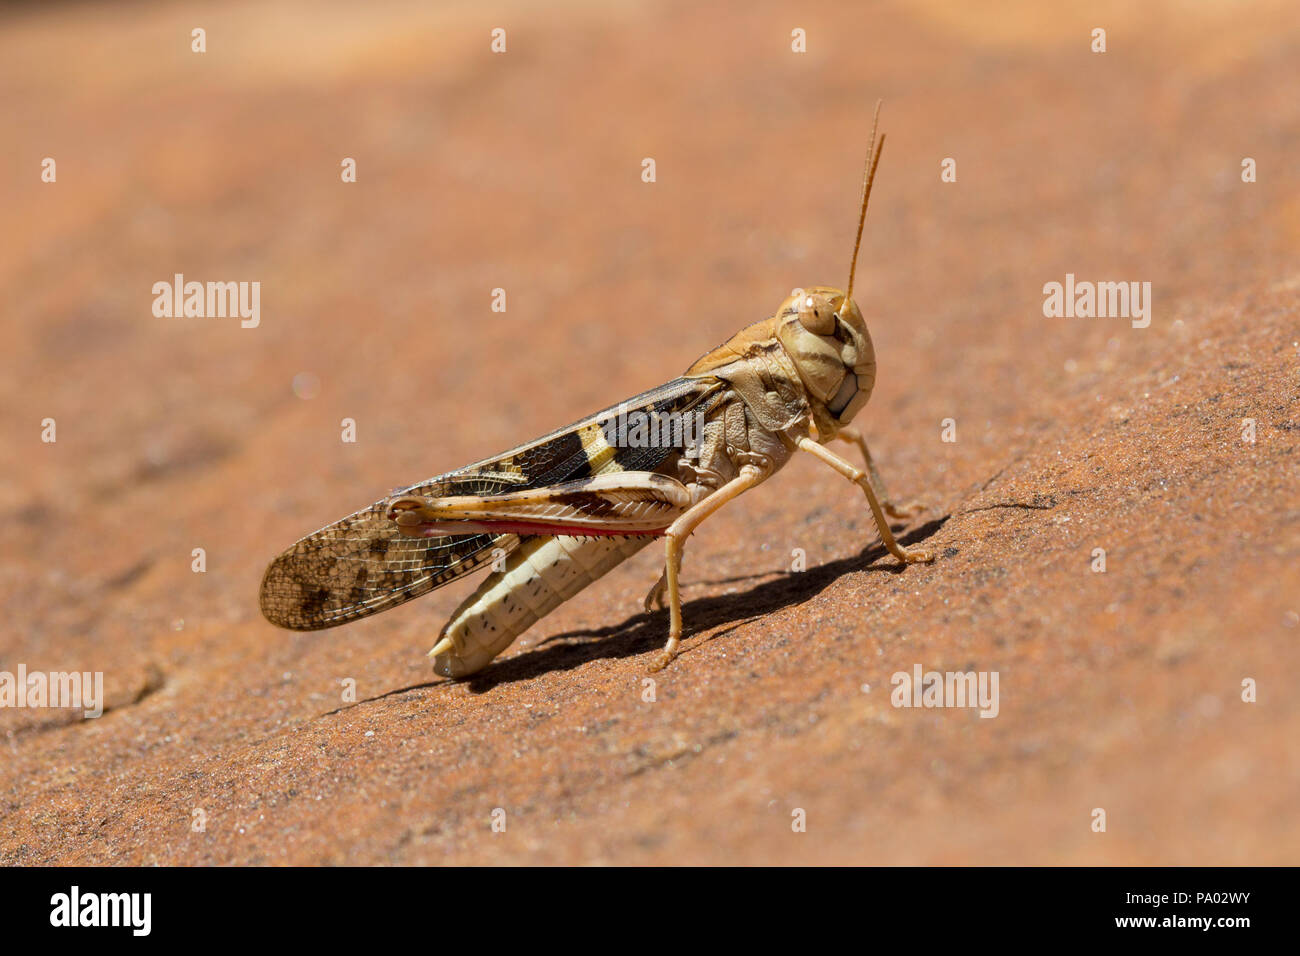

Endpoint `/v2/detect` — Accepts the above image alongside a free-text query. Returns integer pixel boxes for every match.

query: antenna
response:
[844,100,885,309]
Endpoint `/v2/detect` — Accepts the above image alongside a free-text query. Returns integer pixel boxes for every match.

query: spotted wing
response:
[259,377,722,630]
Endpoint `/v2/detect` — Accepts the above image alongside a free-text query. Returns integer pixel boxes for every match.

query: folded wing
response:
[259,377,722,630]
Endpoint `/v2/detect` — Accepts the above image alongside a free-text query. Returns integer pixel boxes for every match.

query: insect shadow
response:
[460,515,948,692]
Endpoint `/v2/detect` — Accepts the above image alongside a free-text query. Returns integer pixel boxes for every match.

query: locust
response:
[259,104,934,677]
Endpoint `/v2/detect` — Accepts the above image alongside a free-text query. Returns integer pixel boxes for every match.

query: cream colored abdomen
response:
[432,534,652,677]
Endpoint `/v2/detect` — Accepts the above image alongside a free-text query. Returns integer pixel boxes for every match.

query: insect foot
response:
[884,499,928,523]
[901,546,935,564]
[646,649,677,673]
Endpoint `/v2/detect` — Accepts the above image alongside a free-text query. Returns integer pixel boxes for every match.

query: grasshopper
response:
[260,105,934,677]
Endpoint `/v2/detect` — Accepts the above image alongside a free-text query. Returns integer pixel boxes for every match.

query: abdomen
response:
[432,534,652,677]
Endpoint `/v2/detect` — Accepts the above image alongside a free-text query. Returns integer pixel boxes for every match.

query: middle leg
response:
[646,463,767,672]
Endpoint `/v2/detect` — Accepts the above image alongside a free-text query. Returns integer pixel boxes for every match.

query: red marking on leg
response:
[407,519,666,538]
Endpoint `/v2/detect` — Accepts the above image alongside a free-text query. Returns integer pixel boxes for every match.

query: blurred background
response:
[2,0,1297,864]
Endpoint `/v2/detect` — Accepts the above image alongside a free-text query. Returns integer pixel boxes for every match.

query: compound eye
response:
[797,293,837,335]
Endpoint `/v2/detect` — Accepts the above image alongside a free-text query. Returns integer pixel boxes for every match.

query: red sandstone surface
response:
[2,0,1297,864]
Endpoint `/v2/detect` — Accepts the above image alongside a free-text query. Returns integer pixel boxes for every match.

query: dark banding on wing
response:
[260,377,724,631]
